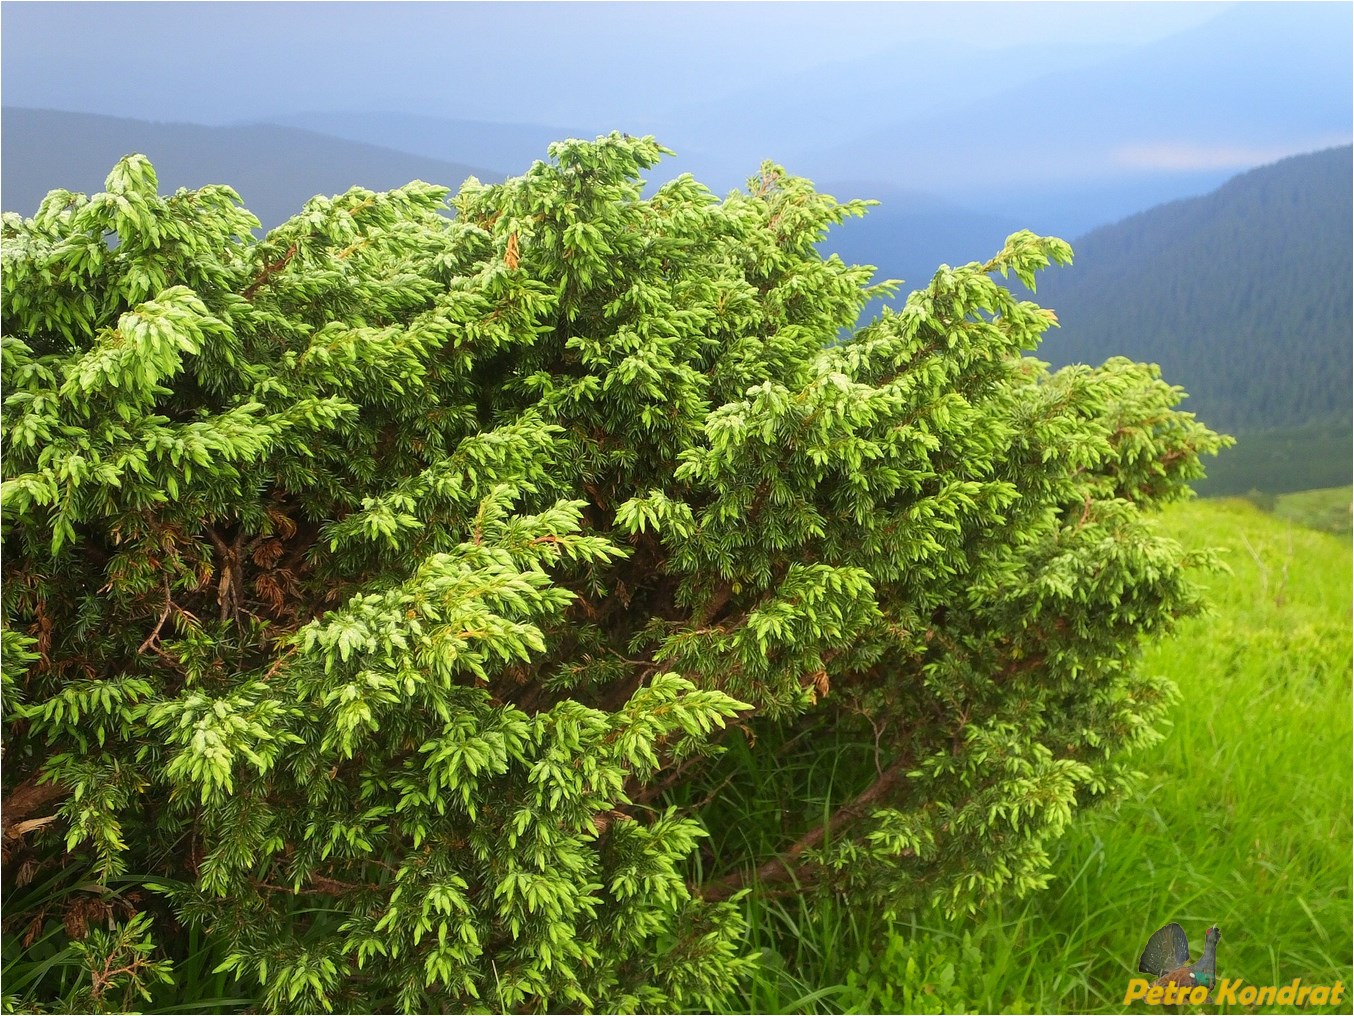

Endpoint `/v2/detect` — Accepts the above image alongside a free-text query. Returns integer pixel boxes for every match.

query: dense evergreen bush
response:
[1,134,1226,1012]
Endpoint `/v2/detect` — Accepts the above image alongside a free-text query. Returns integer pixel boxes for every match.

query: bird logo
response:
[1138,923,1221,992]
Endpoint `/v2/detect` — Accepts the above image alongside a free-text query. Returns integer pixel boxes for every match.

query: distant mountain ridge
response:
[815,181,1027,295]
[257,112,580,180]
[793,2,1352,238]
[1034,145,1352,437]
[1,108,507,228]
[1,106,1033,293]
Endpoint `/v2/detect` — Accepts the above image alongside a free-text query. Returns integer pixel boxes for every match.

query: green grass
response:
[966,497,1353,1013]
[733,496,1353,1013]
[1271,486,1353,537]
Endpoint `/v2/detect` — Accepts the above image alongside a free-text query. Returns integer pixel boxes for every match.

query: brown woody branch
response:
[241,243,297,301]
[90,957,155,1001]
[137,579,174,653]
[251,873,376,897]
[698,753,913,902]
[2,776,69,849]
[204,526,244,624]
[694,581,735,628]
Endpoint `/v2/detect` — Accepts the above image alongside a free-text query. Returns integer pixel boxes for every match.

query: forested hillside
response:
[1035,146,1352,434]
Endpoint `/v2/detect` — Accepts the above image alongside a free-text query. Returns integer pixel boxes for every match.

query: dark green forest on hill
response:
[1192,420,1352,498]
[1035,146,1351,436]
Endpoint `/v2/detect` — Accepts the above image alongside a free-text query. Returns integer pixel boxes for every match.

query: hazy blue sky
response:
[4,1,1348,241]
[4,1,1228,125]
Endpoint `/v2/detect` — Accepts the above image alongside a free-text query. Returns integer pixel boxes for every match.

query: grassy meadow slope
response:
[1272,486,1354,537]
[738,494,1353,1014]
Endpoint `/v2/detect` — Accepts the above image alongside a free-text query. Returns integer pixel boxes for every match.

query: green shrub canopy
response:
[1,134,1226,1012]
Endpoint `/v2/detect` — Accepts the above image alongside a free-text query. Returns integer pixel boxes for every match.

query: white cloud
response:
[1112,138,1352,172]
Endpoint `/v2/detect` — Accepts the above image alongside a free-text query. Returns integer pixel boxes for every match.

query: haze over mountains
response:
[793,2,1351,235]
[273,2,1349,239]
[4,2,1348,241]
[0,108,501,232]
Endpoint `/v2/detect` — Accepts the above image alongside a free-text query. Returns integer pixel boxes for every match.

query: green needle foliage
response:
[2,134,1227,1013]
